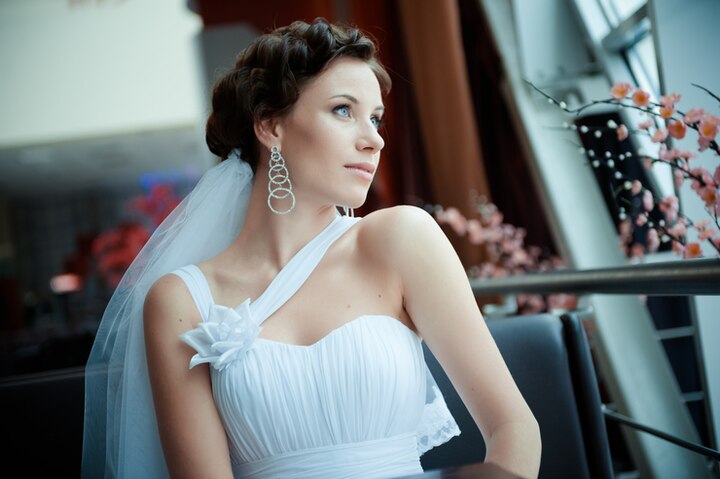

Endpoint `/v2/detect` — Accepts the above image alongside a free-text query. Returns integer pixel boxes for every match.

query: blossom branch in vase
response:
[427,193,577,315]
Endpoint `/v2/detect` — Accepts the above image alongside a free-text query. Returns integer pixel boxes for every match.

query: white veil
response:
[81,153,458,478]
[82,156,253,478]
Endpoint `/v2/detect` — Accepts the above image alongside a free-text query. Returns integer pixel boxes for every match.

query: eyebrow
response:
[329,94,385,112]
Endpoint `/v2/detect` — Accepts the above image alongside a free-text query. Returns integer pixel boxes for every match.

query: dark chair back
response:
[0,366,85,477]
[420,313,613,479]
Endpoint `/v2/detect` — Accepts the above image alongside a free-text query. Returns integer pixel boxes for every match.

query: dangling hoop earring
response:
[267,146,295,215]
[342,206,354,217]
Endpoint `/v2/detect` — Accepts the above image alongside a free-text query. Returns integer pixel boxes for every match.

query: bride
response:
[83,17,540,479]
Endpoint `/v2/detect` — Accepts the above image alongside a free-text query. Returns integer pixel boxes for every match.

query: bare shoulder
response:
[358,205,450,266]
[358,205,440,245]
[144,273,200,336]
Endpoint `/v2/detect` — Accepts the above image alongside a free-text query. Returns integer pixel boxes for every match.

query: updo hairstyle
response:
[205,17,392,171]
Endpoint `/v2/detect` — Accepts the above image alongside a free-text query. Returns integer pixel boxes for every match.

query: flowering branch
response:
[528,79,720,259]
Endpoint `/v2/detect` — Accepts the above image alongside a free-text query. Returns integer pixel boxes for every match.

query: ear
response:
[254,116,284,151]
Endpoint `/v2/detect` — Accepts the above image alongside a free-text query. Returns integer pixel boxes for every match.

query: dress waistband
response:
[232,432,423,479]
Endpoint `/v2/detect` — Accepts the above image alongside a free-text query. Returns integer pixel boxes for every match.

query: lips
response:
[344,162,376,175]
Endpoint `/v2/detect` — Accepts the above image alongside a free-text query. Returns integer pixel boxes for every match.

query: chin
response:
[336,185,371,209]
[342,194,369,210]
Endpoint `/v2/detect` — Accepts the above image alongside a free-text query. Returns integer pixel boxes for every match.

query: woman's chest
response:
[210,316,426,436]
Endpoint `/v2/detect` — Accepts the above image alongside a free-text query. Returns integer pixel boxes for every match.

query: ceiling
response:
[0,126,214,200]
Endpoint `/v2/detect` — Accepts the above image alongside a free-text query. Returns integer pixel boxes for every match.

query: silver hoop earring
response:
[343,206,354,217]
[267,146,295,215]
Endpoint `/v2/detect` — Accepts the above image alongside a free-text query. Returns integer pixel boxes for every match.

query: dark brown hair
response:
[205,18,392,171]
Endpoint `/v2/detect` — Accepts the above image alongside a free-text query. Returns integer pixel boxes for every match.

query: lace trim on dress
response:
[415,384,461,455]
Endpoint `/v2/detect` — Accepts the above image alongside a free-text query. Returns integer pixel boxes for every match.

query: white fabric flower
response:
[180,299,261,371]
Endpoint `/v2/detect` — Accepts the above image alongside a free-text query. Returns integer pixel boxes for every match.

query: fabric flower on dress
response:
[180,299,261,371]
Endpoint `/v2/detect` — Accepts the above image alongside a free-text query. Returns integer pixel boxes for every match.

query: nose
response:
[357,121,385,153]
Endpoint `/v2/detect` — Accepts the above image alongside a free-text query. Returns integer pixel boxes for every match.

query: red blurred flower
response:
[92,221,151,287]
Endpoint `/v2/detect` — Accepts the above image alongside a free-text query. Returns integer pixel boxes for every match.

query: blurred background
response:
[0,0,718,477]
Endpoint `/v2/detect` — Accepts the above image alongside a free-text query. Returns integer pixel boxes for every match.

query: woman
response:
[83,18,540,479]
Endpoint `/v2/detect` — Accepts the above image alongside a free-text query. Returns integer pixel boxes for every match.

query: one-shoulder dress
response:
[173,215,459,478]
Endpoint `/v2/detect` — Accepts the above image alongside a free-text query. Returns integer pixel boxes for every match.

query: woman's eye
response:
[334,105,351,117]
[371,116,384,129]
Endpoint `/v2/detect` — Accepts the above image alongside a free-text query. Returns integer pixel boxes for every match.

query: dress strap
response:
[250,215,359,324]
[170,265,214,322]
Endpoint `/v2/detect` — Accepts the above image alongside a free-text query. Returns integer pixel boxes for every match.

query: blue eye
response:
[334,105,351,117]
[371,116,384,129]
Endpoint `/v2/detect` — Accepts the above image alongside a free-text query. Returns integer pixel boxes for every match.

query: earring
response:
[342,206,354,217]
[267,146,295,215]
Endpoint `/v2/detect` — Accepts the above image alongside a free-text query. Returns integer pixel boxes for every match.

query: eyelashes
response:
[332,104,384,130]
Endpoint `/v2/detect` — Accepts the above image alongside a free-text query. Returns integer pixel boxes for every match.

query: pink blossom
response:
[466,219,483,245]
[704,170,717,187]
[642,190,654,211]
[619,218,632,240]
[699,187,718,207]
[632,89,650,107]
[611,82,633,100]
[518,294,546,314]
[667,120,687,139]
[695,219,710,231]
[714,166,720,185]
[669,222,687,238]
[660,93,681,108]
[488,210,503,227]
[659,105,675,119]
[698,136,712,152]
[547,294,578,312]
[659,195,679,222]
[699,114,719,140]
[630,243,645,259]
[690,168,712,192]
[631,180,643,195]
[660,195,679,211]
[647,229,660,252]
[679,150,696,160]
[510,249,530,267]
[660,146,683,161]
[672,240,685,256]
[436,207,468,235]
[712,237,720,250]
[635,214,648,226]
[674,169,685,189]
[684,108,706,124]
[699,228,717,241]
[651,129,668,143]
[638,118,654,130]
[684,242,702,259]
[616,124,629,141]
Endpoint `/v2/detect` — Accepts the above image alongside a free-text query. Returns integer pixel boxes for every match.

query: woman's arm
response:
[366,206,541,479]
[144,274,234,479]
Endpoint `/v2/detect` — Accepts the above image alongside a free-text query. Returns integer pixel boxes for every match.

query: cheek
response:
[285,118,329,155]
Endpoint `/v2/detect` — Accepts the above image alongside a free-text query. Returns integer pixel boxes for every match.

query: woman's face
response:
[276,56,385,209]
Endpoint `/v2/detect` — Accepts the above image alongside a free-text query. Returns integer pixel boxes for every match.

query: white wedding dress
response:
[172,215,458,478]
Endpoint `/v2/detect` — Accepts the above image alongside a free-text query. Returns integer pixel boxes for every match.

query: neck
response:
[232,175,340,272]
